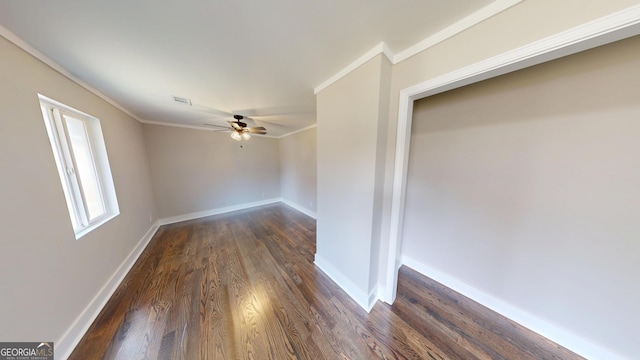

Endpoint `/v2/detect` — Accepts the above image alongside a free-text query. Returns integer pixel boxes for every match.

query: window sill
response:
[75,212,119,240]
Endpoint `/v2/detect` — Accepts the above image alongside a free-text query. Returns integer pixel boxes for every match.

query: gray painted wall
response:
[279,127,317,215]
[316,54,390,307]
[0,36,157,345]
[316,1,639,358]
[143,124,281,219]
[403,35,640,357]
[2,0,637,357]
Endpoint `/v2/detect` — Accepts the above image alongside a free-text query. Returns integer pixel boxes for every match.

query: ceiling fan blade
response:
[188,102,233,117]
[247,127,267,134]
[235,106,311,118]
[228,121,243,131]
[203,123,230,129]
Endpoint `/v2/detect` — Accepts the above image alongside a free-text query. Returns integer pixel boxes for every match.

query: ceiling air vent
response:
[172,96,192,106]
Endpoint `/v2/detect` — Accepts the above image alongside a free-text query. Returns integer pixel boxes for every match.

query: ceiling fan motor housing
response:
[233,114,247,127]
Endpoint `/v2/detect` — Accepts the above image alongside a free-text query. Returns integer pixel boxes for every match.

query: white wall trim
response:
[399,4,640,102]
[280,198,317,219]
[314,42,392,95]
[313,0,522,94]
[56,222,160,360]
[382,89,414,305]
[383,3,640,358]
[277,124,318,139]
[2,1,518,134]
[140,119,226,132]
[393,0,522,63]
[401,256,630,360]
[0,25,142,123]
[385,2,640,302]
[158,198,281,225]
[314,254,377,312]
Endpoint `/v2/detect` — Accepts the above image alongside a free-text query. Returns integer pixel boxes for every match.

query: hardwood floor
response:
[69,204,582,359]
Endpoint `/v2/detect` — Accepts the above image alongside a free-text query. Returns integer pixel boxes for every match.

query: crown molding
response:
[393,0,522,63]
[314,42,392,94]
[0,24,143,123]
[384,4,640,360]
[399,3,640,101]
[313,0,522,94]
[140,119,218,131]
[3,0,521,127]
[277,124,317,139]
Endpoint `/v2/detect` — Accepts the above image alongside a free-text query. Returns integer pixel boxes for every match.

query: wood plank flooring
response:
[69,204,582,359]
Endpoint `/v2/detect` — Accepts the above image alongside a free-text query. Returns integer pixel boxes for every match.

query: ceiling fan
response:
[204,115,267,141]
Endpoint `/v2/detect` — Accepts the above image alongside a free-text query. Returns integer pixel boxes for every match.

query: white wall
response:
[0,35,157,350]
[278,126,317,217]
[143,124,281,219]
[402,35,640,358]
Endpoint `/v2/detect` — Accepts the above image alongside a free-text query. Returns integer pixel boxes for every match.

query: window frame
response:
[39,94,119,239]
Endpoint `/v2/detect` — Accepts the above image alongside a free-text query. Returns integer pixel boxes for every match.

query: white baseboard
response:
[401,255,630,360]
[56,222,160,360]
[314,254,377,312]
[280,198,317,219]
[158,198,281,225]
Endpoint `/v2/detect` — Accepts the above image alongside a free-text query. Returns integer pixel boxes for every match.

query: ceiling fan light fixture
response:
[230,131,242,141]
[241,132,251,140]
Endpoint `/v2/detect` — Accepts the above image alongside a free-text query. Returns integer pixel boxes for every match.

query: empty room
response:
[0,1,639,359]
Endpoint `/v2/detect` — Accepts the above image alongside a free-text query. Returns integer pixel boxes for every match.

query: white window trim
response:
[39,94,119,239]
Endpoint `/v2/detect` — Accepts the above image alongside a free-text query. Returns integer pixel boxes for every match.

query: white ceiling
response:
[0,0,499,137]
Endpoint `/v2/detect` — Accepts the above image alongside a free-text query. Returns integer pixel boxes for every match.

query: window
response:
[39,94,119,239]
